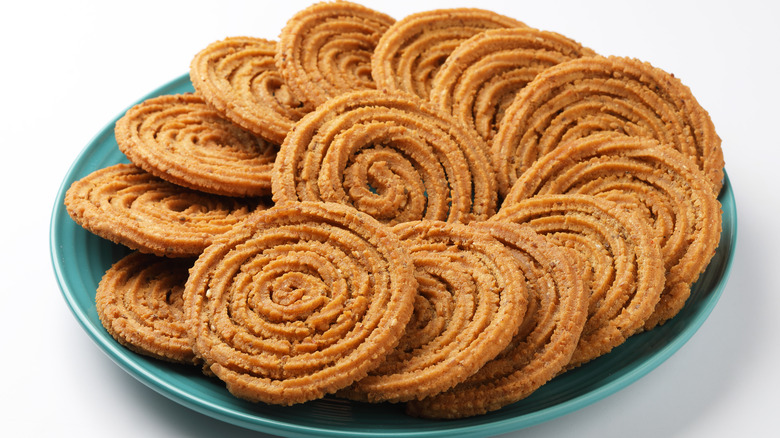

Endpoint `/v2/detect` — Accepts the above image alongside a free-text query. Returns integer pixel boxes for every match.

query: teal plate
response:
[50,74,737,438]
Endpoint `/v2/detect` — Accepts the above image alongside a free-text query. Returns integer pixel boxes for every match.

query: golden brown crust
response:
[503,133,722,329]
[70,3,726,418]
[271,89,497,224]
[190,36,310,144]
[183,202,417,405]
[64,163,262,257]
[115,94,277,197]
[371,8,525,99]
[96,252,198,364]
[405,221,588,418]
[276,1,395,107]
[341,220,527,403]
[431,26,595,145]
[492,56,724,196]
[491,194,665,369]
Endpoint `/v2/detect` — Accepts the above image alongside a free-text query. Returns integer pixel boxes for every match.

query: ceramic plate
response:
[50,74,737,438]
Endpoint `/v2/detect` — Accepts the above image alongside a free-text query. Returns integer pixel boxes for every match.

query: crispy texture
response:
[372,8,525,99]
[341,220,528,403]
[276,1,395,107]
[115,94,277,197]
[183,202,417,405]
[271,89,497,224]
[492,56,724,196]
[503,133,722,329]
[431,26,595,145]
[491,194,665,369]
[96,252,198,364]
[190,36,310,144]
[406,222,588,418]
[64,163,262,257]
[69,2,726,420]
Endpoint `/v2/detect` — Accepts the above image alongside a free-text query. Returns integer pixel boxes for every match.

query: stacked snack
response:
[185,201,417,405]
[340,220,530,403]
[190,37,308,145]
[271,89,498,224]
[490,56,724,196]
[64,0,724,421]
[96,252,198,365]
[430,27,596,146]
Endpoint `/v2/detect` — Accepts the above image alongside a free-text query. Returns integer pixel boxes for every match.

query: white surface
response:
[2,0,777,436]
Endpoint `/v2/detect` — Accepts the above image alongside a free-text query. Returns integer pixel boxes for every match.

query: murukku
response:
[271,89,497,225]
[406,221,588,419]
[371,8,525,99]
[115,94,277,197]
[275,1,395,107]
[96,252,197,364]
[492,56,724,196]
[431,27,595,145]
[491,194,665,369]
[183,201,417,405]
[64,163,263,257]
[190,36,310,144]
[503,133,722,329]
[341,220,528,403]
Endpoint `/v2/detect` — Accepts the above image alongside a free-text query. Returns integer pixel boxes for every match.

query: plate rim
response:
[49,73,738,438]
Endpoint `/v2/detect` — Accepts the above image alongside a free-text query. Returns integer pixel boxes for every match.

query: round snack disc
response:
[115,94,277,197]
[503,133,722,329]
[406,221,589,419]
[183,201,417,405]
[371,8,525,99]
[491,194,665,369]
[275,1,395,107]
[492,56,724,196]
[341,220,528,403]
[431,26,595,145]
[64,163,263,257]
[190,36,310,144]
[96,252,197,364]
[271,89,497,225]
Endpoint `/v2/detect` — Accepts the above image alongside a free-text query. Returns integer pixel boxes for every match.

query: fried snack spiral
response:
[115,94,277,197]
[271,90,497,225]
[406,221,588,419]
[190,36,310,144]
[492,194,665,369]
[492,56,724,196]
[431,27,595,145]
[341,220,528,403]
[183,202,417,405]
[371,8,525,99]
[503,133,722,329]
[275,1,395,107]
[64,164,261,257]
[96,252,197,364]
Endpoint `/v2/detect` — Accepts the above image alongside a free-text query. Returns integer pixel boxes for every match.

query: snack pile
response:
[64,1,724,420]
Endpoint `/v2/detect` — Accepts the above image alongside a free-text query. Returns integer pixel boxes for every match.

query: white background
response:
[2,1,778,436]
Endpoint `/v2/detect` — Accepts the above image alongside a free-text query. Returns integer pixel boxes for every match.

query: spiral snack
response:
[371,8,525,99]
[492,56,724,196]
[115,94,277,197]
[183,202,417,405]
[341,220,528,403]
[64,163,261,257]
[272,90,497,224]
[406,221,588,418]
[431,27,595,145]
[275,1,395,107]
[503,133,721,329]
[190,36,309,144]
[96,252,197,364]
[491,194,665,369]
